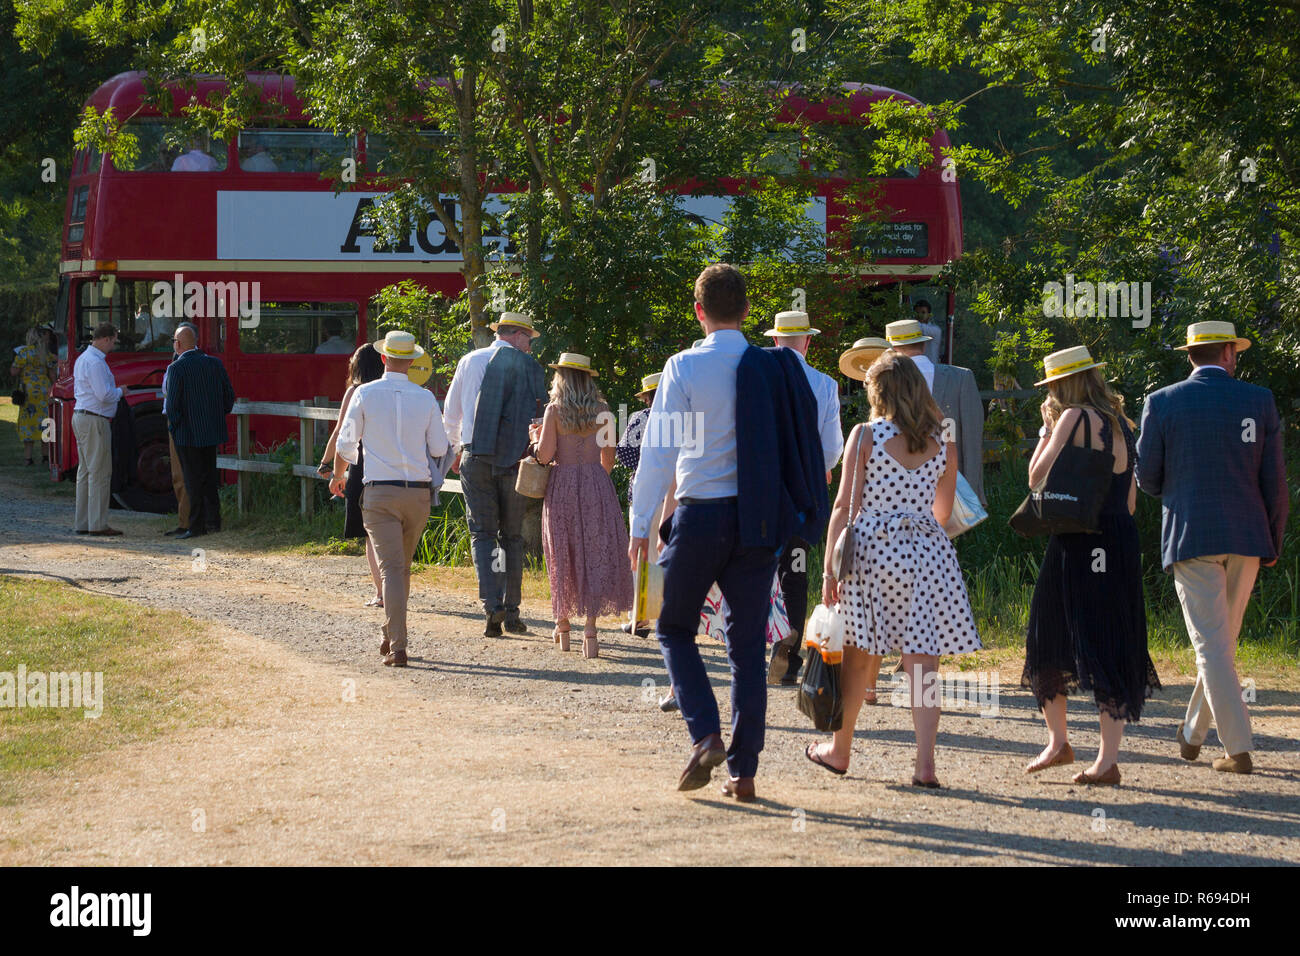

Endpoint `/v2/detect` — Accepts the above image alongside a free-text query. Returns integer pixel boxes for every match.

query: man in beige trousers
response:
[1136,321,1289,774]
[333,330,448,667]
[72,322,123,536]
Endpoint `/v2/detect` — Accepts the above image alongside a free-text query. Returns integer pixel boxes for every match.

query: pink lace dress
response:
[542,429,634,621]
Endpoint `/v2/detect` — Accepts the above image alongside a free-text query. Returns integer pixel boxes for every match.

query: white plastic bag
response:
[804,603,844,663]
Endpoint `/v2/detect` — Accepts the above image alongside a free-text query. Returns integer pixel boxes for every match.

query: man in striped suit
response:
[165,324,235,539]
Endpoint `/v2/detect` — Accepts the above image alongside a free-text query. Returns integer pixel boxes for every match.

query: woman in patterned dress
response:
[809,351,981,787]
[10,327,56,465]
[533,354,633,659]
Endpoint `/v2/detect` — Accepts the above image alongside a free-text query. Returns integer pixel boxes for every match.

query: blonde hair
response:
[1043,366,1133,434]
[865,351,944,453]
[549,366,606,432]
[25,327,50,366]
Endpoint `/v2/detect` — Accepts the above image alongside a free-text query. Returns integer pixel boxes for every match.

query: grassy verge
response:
[0,398,74,503]
[0,575,217,798]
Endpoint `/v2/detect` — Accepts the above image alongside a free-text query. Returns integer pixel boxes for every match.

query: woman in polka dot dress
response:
[807,351,980,787]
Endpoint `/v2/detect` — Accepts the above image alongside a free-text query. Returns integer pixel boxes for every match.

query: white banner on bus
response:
[215,190,825,261]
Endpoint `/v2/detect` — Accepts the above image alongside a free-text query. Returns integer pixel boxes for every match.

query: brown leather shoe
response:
[382,650,408,667]
[721,776,756,802]
[1072,764,1121,786]
[678,733,726,791]
[1213,752,1252,774]
[87,527,123,536]
[1177,726,1201,761]
[1024,742,1074,774]
[380,638,390,656]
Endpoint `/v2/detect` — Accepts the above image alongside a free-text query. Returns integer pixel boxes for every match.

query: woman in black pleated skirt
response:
[1020,347,1159,786]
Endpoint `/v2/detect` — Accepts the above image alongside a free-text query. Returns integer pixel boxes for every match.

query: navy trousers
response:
[657,498,777,779]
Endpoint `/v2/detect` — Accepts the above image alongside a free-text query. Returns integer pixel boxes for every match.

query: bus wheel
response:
[112,413,178,514]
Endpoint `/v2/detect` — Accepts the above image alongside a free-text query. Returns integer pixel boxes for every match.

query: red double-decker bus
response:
[49,72,960,512]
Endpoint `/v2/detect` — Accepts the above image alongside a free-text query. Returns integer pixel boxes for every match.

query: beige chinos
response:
[1173,553,1259,756]
[72,412,113,532]
[362,484,431,653]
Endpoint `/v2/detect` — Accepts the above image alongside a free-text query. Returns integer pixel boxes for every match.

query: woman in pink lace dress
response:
[533,353,633,658]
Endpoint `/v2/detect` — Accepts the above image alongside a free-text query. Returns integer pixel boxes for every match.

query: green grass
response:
[0,575,215,794]
[951,454,1300,670]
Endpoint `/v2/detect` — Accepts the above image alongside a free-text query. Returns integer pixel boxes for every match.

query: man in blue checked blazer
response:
[165,324,235,539]
[1136,321,1289,775]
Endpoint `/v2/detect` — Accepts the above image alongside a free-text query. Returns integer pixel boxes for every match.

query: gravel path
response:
[2,481,1299,865]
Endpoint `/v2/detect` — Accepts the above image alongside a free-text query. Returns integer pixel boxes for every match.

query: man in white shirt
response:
[71,322,124,536]
[628,264,778,803]
[332,330,449,666]
[763,310,843,685]
[314,318,355,355]
[912,299,944,365]
[171,148,219,172]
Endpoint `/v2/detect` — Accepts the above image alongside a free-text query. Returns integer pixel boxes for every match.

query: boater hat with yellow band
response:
[763,310,822,337]
[1035,345,1107,386]
[885,319,933,346]
[548,352,598,377]
[489,311,542,338]
[375,329,425,360]
[1174,320,1251,352]
[635,372,661,399]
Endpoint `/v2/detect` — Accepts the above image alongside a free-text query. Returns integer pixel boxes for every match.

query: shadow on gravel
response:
[695,793,1293,865]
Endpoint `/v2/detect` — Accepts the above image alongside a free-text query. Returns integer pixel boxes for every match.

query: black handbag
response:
[10,388,26,407]
[796,647,844,732]
[1009,409,1114,537]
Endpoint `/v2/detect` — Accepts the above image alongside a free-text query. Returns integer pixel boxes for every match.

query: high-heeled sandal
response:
[582,627,599,659]
[553,624,570,652]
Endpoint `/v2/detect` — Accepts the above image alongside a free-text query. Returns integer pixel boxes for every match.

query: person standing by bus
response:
[71,322,123,536]
[443,313,547,637]
[11,327,56,466]
[166,324,234,539]
[160,323,196,537]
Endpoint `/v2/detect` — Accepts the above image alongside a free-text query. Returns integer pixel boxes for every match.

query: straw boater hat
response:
[885,319,933,347]
[764,310,822,338]
[635,372,661,400]
[549,352,598,377]
[489,311,541,338]
[1035,345,1107,386]
[838,337,891,381]
[1174,320,1251,352]
[376,329,425,360]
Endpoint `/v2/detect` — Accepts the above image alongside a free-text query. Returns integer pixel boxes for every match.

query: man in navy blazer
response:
[165,324,235,539]
[1136,321,1288,775]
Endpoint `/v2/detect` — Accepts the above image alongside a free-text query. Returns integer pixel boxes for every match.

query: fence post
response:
[299,399,313,519]
[236,398,250,517]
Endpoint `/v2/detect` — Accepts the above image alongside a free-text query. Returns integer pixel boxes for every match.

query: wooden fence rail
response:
[216,397,462,517]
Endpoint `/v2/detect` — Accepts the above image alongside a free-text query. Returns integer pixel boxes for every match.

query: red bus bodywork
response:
[51,72,961,511]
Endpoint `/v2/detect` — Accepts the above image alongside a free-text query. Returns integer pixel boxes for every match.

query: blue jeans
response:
[657,498,777,779]
[459,453,526,617]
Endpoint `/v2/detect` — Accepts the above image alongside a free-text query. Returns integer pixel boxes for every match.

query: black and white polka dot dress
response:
[839,420,981,657]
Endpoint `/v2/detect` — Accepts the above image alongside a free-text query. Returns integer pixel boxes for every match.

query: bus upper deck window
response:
[114,121,228,173]
[238,129,354,174]
[364,130,450,174]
